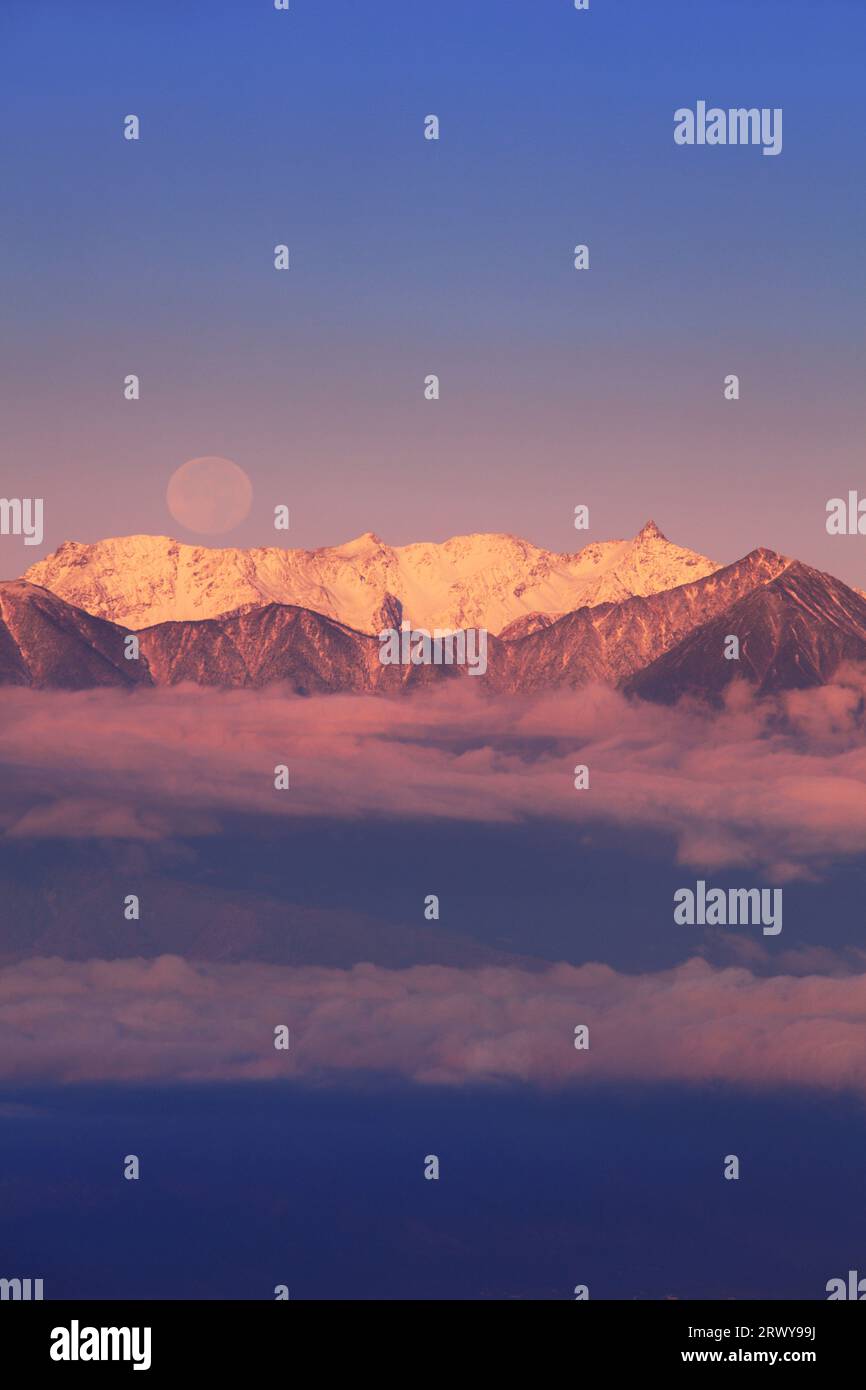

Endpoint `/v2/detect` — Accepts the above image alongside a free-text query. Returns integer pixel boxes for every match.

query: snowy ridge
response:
[22,521,719,634]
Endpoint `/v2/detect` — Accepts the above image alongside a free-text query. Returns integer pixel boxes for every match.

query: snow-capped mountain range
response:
[4,522,866,701]
[21,521,719,635]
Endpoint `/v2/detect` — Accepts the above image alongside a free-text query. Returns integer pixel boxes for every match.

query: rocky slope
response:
[626,561,866,703]
[136,605,458,693]
[0,581,150,689]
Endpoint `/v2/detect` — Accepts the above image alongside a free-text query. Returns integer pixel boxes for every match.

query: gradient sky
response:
[1,0,865,585]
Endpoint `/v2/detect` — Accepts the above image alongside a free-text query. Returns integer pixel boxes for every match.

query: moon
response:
[166,456,253,535]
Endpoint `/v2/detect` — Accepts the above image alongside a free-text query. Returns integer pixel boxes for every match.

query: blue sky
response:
[1,0,864,582]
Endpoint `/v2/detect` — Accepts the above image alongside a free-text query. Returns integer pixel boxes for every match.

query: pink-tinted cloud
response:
[1,954,865,1090]
[1,674,866,877]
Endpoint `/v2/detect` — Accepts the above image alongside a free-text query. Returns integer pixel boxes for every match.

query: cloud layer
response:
[2,675,866,876]
[2,954,866,1091]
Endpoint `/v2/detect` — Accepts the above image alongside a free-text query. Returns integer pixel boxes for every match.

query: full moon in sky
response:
[166,456,253,535]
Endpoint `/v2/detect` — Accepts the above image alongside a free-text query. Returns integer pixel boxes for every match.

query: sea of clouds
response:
[1,673,865,878]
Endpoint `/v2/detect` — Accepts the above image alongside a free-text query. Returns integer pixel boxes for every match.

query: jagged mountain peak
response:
[330,530,388,556]
[634,519,667,542]
[742,545,792,565]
